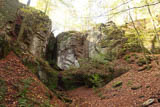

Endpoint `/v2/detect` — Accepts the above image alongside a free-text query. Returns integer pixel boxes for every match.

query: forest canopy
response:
[19,0,160,35]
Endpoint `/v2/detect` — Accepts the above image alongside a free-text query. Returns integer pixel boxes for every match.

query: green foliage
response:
[18,7,51,36]
[62,73,104,89]
[22,56,38,74]
[124,54,134,63]
[22,54,58,91]
[0,79,6,104]
[62,58,129,90]
[17,78,52,107]
[112,81,123,88]
[92,53,111,63]
[15,77,54,107]
[45,71,58,91]
[124,55,131,60]
[18,98,28,107]
[17,78,33,107]
[37,58,58,91]
[124,33,142,52]
[36,0,53,15]
[88,74,103,88]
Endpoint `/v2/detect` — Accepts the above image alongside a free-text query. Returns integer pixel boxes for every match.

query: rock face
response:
[0,0,52,58]
[0,1,54,85]
[17,7,52,58]
[57,31,89,70]
[56,22,126,70]
[87,21,126,61]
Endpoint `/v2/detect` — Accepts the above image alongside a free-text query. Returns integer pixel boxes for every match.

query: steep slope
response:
[66,53,160,107]
[0,52,65,107]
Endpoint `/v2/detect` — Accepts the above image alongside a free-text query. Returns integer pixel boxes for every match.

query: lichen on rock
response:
[57,31,89,70]
[87,21,127,61]
[16,7,52,58]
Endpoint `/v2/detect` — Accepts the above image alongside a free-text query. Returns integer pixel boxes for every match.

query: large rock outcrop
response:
[0,1,52,58]
[0,0,59,93]
[57,31,89,70]
[17,7,52,57]
[87,21,126,61]
[56,22,126,70]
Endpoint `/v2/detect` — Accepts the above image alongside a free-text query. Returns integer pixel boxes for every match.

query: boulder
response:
[16,7,52,58]
[56,22,127,69]
[56,31,89,70]
[142,99,155,107]
[87,21,126,61]
[0,1,52,58]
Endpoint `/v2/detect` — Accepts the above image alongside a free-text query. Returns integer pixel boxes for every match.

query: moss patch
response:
[112,81,123,88]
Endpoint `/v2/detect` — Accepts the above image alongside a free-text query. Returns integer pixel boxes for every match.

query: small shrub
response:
[124,55,134,63]
[88,74,104,88]
[124,55,131,60]
[17,78,33,107]
[18,98,28,107]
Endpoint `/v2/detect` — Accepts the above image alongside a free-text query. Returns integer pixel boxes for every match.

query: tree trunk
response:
[44,0,49,14]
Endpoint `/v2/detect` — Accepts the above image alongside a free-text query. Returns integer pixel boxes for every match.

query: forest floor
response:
[2,52,160,107]
[65,53,160,107]
[0,52,65,107]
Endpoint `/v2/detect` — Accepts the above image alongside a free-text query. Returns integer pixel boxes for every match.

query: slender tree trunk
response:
[44,0,49,14]
[17,17,27,42]
[145,0,160,49]
[127,5,150,66]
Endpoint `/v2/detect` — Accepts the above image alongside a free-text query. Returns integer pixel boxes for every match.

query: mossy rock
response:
[112,81,123,88]
[37,58,58,90]
[60,59,129,90]
[138,65,152,71]
[137,57,151,66]
[23,57,58,91]
[131,85,142,90]
[61,72,105,90]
